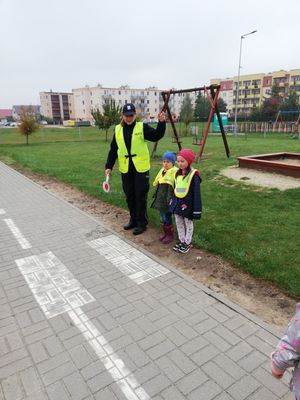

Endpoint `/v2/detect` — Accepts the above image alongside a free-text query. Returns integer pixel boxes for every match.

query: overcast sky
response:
[1,0,300,108]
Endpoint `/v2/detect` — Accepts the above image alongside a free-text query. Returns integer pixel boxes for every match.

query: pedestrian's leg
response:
[159,212,167,241]
[184,218,194,245]
[134,171,149,228]
[174,214,185,243]
[121,171,136,224]
[177,218,194,253]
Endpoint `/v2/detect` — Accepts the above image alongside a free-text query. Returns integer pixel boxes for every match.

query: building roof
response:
[0,109,12,118]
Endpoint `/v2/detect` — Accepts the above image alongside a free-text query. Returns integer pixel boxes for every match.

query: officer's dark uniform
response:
[105,106,166,235]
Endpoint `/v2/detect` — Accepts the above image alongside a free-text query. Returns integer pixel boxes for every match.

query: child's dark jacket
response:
[169,170,202,220]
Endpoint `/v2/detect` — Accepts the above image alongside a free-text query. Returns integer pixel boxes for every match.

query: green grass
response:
[1,126,300,297]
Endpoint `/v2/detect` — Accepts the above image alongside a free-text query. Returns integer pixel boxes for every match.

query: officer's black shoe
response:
[132,226,147,235]
[123,220,137,230]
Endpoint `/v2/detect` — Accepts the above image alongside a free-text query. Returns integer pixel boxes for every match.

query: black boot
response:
[132,226,147,235]
[123,220,137,230]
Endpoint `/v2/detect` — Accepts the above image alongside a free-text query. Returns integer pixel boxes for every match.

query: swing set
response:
[152,84,230,161]
[274,110,300,133]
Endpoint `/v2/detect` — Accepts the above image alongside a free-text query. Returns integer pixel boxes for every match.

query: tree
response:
[260,97,281,121]
[194,92,210,122]
[91,99,122,141]
[179,95,193,135]
[217,98,227,113]
[279,90,299,112]
[18,110,39,145]
[270,83,281,98]
[249,107,262,121]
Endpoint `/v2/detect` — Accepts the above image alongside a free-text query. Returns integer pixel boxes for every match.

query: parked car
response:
[40,120,48,125]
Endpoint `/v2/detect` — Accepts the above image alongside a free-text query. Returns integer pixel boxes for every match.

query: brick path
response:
[0,162,293,400]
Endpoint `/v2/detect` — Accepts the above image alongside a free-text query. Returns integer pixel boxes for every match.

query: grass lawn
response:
[1,126,300,297]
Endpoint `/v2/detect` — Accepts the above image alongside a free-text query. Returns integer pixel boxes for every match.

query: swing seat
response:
[172,136,182,143]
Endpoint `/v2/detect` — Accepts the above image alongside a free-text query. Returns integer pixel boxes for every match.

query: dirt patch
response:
[14,165,297,332]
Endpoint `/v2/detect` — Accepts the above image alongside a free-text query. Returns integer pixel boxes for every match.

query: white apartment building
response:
[40,91,75,123]
[72,84,198,122]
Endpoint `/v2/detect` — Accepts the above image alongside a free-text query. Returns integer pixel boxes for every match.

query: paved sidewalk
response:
[0,162,293,400]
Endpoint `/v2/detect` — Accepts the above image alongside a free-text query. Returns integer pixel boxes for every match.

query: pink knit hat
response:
[177,148,195,165]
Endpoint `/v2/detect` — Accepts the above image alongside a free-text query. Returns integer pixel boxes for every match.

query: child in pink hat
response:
[169,148,202,253]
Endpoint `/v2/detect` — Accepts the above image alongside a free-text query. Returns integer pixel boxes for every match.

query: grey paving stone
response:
[140,374,172,397]
[0,357,33,380]
[20,366,42,396]
[146,339,176,360]
[28,342,48,363]
[176,368,208,395]
[168,349,197,374]
[202,360,236,389]
[226,341,253,362]
[125,342,151,367]
[63,372,91,400]
[187,379,222,400]
[227,375,262,400]
[155,355,185,383]
[252,367,290,397]
[46,381,70,400]
[127,363,160,388]
[190,344,219,367]
[68,344,94,369]
[162,325,189,347]
[161,385,186,400]
[214,354,247,380]
[94,387,118,400]
[238,350,266,372]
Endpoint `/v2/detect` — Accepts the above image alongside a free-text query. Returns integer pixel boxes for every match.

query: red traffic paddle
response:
[102,174,110,193]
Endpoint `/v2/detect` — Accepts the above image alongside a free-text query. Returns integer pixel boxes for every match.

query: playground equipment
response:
[274,110,300,134]
[152,84,230,160]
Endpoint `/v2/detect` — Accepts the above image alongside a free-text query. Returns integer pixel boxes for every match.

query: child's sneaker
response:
[178,242,192,254]
[173,242,183,252]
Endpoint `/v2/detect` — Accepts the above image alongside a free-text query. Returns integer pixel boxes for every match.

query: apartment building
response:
[39,91,75,123]
[210,79,234,114]
[211,69,300,116]
[72,84,198,123]
[12,105,40,121]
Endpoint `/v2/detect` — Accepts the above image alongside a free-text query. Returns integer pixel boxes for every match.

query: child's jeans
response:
[160,211,172,226]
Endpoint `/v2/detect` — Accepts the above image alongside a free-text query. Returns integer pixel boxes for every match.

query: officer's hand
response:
[158,112,166,122]
[105,169,111,176]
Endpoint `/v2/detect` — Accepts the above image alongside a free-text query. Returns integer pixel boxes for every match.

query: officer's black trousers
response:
[121,169,149,228]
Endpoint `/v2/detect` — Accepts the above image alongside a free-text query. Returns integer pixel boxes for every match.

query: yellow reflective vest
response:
[153,166,178,188]
[174,169,198,198]
[115,122,150,173]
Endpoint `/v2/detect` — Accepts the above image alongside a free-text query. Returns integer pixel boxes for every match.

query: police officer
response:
[105,103,166,235]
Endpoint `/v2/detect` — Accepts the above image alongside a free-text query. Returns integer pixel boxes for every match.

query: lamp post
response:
[233,30,257,135]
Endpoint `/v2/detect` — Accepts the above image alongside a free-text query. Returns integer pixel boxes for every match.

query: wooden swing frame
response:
[152,84,230,161]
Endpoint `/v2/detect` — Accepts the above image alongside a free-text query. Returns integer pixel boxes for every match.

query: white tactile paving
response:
[88,234,170,284]
[15,251,95,318]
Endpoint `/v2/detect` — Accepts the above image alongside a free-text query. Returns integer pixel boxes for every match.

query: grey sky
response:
[1,0,299,108]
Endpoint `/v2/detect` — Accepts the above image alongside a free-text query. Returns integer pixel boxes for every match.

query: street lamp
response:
[233,30,257,135]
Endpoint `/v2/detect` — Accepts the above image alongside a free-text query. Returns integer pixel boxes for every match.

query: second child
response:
[151,151,178,243]
[169,148,202,254]
[271,303,300,399]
